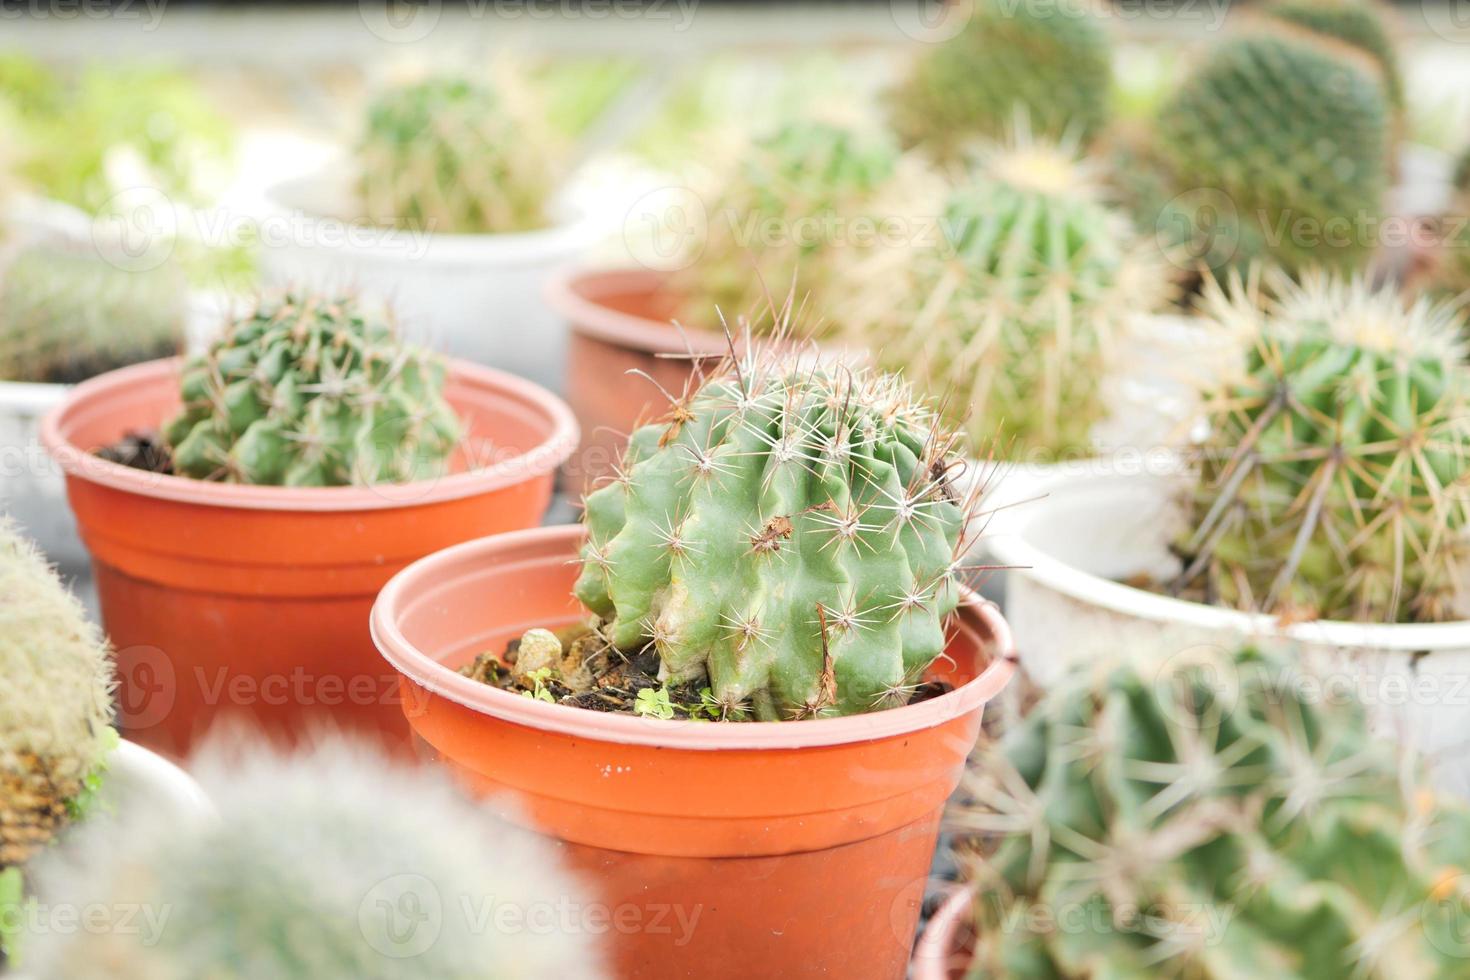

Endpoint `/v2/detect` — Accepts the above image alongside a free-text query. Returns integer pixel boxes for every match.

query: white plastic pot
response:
[101,740,214,821]
[260,172,599,393]
[987,471,1470,795]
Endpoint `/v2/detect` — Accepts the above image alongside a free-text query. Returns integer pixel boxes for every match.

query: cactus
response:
[666,121,900,333]
[23,738,603,979]
[163,291,462,487]
[886,0,1113,160]
[358,75,564,235]
[954,642,1470,978]
[573,348,974,720]
[1154,31,1390,275]
[0,243,186,384]
[1174,272,1470,624]
[0,519,116,873]
[1264,0,1403,109]
[842,136,1172,457]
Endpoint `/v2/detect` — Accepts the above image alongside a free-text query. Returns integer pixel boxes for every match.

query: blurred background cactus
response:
[164,291,462,486]
[953,641,1470,977]
[886,0,1113,161]
[1263,0,1404,111]
[1174,272,1470,623]
[575,349,970,720]
[23,737,604,980]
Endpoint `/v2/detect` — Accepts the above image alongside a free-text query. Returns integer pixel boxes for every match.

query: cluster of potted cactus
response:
[4,4,1470,977]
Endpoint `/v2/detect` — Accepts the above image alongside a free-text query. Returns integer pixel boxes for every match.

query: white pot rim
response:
[987,474,1470,652]
[108,739,214,817]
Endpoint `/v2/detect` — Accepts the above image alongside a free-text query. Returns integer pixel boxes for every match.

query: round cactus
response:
[0,519,116,872]
[358,75,564,235]
[1154,30,1390,275]
[23,738,603,979]
[955,642,1470,978]
[667,121,900,333]
[1176,272,1470,624]
[163,291,463,486]
[1264,0,1403,109]
[843,136,1172,457]
[0,242,186,384]
[573,348,972,720]
[886,0,1113,160]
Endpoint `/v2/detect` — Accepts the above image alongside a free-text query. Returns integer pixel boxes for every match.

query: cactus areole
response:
[572,351,975,720]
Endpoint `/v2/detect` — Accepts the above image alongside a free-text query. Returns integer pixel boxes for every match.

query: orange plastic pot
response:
[371,524,1016,979]
[911,887,976,980]
[42,358,577,759]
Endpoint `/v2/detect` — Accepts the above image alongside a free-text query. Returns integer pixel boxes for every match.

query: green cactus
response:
[163,291,462,486]
[1174,272,1470,624]
[887,0,1113,160]
[1154,31,1390,276]
[358,75,564,234]
[1264,0,1403,109]
[844,137,1172,457]
[23,739,603,979]
[0,519,116,874]
[573,349,972,720]
[955,642,1470,978]
[0,243,186,384]
[667,121,899,333]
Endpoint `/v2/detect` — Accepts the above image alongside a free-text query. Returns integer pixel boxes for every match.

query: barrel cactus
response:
[954,642,1470,978]
[23,738,602,979]
[1155,30,1390,275]
[843,136,1171,457]
[887,0,1112,160]
[358,75,563,235]
[0,242,186,384]
[573,349,972,720]
[1264,0,1403,109]
[1175,272,1470,624]
[667,121,900,333]
[163,291,462,486]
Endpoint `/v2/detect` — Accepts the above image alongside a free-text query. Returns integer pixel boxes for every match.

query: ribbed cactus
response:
[955,642,1470,978]
[668,121,899,333]
[1175,273,1470,624]
[0,243,186,384]
[887,0,1113,160]
[23,738,603,980]
[358,75,564,234]
[1155,31,1390,275]
[843,137,1171,456]
[573,349,972,720]
[163,291,462,486]
[0,519,116,872]
[1264,0,1403,108]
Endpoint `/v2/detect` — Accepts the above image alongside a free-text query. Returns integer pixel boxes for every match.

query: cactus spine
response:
[1154,30,1390,275]
[955,642,1470,978]
[1176,272,1470,623]
[574,347,973,720]
[0,243,186,384]
[358,75,564,235]
[163,291,462,487]
[23,738,603,979]
[887,0,1113,160]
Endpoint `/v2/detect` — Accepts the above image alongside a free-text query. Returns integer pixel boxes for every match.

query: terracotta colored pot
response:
[371,524,1016,980]
[42,359,577,759]
[549,268,731,491]
[911,887,976,980]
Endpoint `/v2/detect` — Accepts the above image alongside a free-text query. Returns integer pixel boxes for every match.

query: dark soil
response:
[96,430,174,475]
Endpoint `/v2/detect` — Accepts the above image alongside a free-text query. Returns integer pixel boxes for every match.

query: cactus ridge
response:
[163,291,462,487]
[574,344,974,719]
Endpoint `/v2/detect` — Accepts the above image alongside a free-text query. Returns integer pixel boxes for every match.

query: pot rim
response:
[988,472,1470,650]
[109,739,215,818]
[910,886,973,980]
[40,357,579,512]
[370,523,1017,750]
[545,266,731,356]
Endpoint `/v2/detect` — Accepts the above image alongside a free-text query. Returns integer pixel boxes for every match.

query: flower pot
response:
[102,739,214,821]
[987,470,1470,795]
[370,524,1017,980]
[910,887,974,980]
[41,358,577,758]
[548,267,733,491]
[261,171,598,394]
